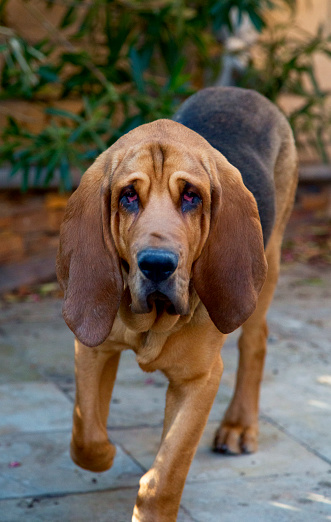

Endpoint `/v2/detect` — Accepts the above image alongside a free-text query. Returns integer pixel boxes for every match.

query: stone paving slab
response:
[112,420,330,484]
[182,473,331,522]
[0,382,73,434]
[0,263,330,521]
[0,343,42,384]
[102,350,231,429]
[261,368,331,464]
[0,431,142,499]
[0,321,74,382]
[0,490,194,522]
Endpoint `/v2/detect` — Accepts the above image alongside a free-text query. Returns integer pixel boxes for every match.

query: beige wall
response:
[267,0,331,89]
[296,0,331,89]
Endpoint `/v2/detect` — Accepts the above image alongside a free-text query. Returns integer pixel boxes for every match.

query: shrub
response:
[2,0,328,190]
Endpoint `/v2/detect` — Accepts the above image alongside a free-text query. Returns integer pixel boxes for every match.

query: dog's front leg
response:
[133,353,223,522]
[71,338,121,472]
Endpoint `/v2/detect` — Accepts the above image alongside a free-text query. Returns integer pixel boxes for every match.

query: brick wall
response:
[0,192,69,293]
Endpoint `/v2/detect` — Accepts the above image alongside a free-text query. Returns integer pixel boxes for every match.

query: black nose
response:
[137,249,178,283]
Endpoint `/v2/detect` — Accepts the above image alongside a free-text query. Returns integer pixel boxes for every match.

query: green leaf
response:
[59,157,72,191]
[246,6,266,32]
[44,151,62,186]
[33,164,43,187]
[38,65,59,83]
[60,5,77,29]
[21,167,29,193]
[45,107,82,123]
[129,47,145,93]
[9,162,23,178]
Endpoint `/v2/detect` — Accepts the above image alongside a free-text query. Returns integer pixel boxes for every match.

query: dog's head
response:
[57,120,267,347]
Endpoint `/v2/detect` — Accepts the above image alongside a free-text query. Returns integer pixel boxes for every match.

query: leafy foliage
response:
[0,0,327,190]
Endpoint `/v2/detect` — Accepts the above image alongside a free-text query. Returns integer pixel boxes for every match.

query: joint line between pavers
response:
[112,440,147,474]
[0,484,140,503]
[261,412,331,466]
[107,422,163,431]
[179,502,200,522]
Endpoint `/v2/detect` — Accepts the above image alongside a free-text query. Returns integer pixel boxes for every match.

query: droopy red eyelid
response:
[127,193,138,203]
[119,185,139,211]
[183,192,194,202]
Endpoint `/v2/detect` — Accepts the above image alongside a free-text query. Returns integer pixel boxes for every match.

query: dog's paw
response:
[213,423,258,455]
[70,438,116,472]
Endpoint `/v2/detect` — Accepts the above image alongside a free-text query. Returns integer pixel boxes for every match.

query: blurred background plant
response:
[0,0,330,191]
[237,24,331,163]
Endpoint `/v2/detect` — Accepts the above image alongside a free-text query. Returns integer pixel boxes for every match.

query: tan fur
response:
[57,117,297,521]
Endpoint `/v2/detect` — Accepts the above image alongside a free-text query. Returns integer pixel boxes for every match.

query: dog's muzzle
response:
[131,248,187,316]
[137,249,178,283]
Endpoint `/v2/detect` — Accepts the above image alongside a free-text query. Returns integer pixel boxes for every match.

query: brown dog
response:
[57,87,298,521]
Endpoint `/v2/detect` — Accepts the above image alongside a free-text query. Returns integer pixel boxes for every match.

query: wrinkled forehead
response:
[111,138,213,192]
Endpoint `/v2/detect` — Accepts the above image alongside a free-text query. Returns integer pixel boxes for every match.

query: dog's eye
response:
[181,189,201,212]
[120,187,139,211]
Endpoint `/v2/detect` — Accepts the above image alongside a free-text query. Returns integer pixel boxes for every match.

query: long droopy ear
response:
[193,157,267,334]
[56,152,123,347]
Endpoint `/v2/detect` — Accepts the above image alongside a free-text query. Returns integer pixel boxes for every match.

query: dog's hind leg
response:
[214,135,298,455]
[213,229,282,454]
[70,338,121,472]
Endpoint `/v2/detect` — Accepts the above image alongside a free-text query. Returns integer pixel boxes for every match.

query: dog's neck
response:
[117,286,200,366]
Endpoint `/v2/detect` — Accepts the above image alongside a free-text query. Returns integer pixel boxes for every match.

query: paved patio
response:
[0,262,331,521]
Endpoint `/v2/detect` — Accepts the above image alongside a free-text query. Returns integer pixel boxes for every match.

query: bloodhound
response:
[57,86,298,521]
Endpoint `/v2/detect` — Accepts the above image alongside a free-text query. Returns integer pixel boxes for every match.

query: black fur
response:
[173,87,285,245]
